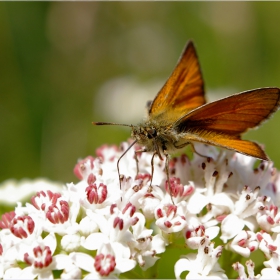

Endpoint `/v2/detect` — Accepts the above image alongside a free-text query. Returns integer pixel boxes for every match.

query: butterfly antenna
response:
[92,122,133,128]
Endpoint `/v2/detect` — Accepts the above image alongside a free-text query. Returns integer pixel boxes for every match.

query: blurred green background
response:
[1,2,280,185]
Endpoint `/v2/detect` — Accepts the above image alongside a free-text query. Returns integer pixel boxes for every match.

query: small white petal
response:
[61,234,81,252]
[231,245,251,258]
[205,226,220,240]
[70,252,95,273]
[3,267,23,279]
[243,216,258,232]
[112,242,131,259]
[175,257,193,279]
[82,232,108,250]
[79,216,99,235]
[116,258,136,273]
[187,270,228,279]
[187,192,208,214]
[61,263,82,279]
[210,193,234,212]
[151,234,166,254]
[19,266,38,279]
[261,268,280,279]
[44,232,57,254]
[221,214,244,243]
[53,254,72,270]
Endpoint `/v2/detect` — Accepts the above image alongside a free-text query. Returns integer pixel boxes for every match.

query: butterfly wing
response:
[179,129,269,160]
[175,88,280,160]
[148,41,205,122]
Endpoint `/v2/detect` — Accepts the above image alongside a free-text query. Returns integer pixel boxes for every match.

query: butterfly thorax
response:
[131,120,179,155]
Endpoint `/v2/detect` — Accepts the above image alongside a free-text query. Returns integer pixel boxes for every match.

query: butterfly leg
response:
[148,151,157,189]
[189,142,209,159]
[132,147,157,193]
[163,149,175,204]
[117,140,137,190]
[134,148,147,175]
[174,141,208,159]
[134,148,156,192]
[174,141,189,149]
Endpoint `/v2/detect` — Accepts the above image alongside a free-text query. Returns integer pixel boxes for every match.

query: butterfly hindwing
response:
[177,129,268,160]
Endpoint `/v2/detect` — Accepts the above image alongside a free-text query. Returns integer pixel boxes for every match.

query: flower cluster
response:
[1,140,280,279]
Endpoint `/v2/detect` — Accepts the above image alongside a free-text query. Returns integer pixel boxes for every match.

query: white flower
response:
[257,231,280,259]
[229,230,258,257]
[21,189,79,236]
[1,140,280,278]
[220,186,263,243]
[155,201,188,234]
[184,225,219,250]
[0,235,18,278]
[4,233,70,279]
[130,212,166,270]
[0,178,63,205]
[175,237,226,279]
[70,242,136,279]
[257,202,280,233]
[261,253,280,279]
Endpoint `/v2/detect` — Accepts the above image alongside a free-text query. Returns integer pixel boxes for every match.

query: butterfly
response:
[93,40,280,193]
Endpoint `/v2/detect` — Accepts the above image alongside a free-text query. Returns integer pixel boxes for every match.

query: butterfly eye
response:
[147,128,157,139]
[146,100,152,110]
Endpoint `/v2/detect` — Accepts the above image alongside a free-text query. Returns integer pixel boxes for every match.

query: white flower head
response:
[70,242,136,279]
[1,140,280,278]
[229,230,258,257]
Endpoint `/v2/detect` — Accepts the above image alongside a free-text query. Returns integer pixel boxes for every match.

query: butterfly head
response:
[131,123,157,144]
[132,123,167,160]
[132,120,175,156]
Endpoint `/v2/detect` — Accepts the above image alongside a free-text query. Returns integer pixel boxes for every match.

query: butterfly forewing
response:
[149,41,206,122]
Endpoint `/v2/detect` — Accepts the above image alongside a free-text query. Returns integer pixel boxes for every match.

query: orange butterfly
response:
[93,41,280,189]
